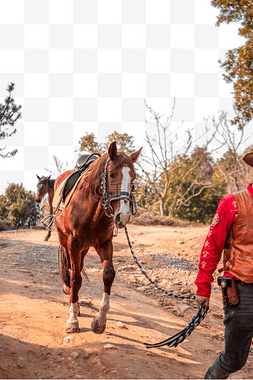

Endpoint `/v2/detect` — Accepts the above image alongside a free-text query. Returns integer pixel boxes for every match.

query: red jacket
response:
[195,184,253,297]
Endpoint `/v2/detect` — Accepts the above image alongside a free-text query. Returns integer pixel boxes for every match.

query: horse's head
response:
[36,175,51,203]
[104,142,142,229]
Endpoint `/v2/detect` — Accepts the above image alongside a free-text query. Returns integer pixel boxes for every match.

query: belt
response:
[236,280,253,285]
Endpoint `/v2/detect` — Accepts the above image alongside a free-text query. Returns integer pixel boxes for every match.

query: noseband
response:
[100,158,137,217]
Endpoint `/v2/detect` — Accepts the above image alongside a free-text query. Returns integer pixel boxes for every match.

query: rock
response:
[83,352,91,359]
[80,298,92,306]
[136,276,150,286]
[63,336,74,344]
[117,321,128,329]
[159,279,169,287]
[104,344,117,350]
[176,241,185,244]
[71,351,81,359]
[179,305,191,314]
[117,265,136,272]
[212,312,223,319]
[137,286,148,292]
[146,351,154,357]
[180,287,189,294]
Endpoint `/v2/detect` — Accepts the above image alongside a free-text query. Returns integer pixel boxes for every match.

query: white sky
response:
[0,0,252,195]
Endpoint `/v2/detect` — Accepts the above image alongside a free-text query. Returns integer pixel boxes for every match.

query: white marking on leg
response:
[67,302,79,324]
[97,292,110,325]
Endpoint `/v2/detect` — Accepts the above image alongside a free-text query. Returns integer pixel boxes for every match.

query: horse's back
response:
[54,170,74,191]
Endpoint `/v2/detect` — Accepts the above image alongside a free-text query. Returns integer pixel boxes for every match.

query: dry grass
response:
[130,211,192,227]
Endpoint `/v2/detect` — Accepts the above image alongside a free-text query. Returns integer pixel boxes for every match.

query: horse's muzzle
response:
[115,212,130,229]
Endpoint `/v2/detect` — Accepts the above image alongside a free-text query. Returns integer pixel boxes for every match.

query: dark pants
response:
[205,282,253,379]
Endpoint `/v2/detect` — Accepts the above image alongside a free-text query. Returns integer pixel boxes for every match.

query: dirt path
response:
[0,225,252,379]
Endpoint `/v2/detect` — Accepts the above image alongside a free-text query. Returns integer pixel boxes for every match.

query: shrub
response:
[0,183,41,230]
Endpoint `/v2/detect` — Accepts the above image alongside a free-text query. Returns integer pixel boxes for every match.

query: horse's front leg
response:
[66,237,83,334]
[44,193,53,241]
[92,240,115,334]
[44,230,51,241]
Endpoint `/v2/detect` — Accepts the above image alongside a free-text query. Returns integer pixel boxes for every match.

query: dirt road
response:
[0,225,252,379]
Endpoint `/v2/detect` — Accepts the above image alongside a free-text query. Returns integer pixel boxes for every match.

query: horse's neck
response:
[48,179,55,190]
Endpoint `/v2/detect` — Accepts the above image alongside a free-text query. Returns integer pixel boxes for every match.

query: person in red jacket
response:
[195,152,253,379]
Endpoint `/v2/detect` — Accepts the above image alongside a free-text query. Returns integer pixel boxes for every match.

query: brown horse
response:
[36,175,55,241]
[54,142,142,334]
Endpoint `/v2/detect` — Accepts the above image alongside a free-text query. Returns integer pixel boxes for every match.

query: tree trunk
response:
[159,197,164,217]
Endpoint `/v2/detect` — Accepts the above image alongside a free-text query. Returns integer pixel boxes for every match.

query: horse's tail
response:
[59,244,71,294]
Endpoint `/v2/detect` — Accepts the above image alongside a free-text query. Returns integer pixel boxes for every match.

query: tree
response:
[174,148,226,223]
[0,183,41,230]
[0,83,22,158]
[104,131,135,153]
[46,154,69,176]
[211,0,253,129]
[79,132,104,155]
[138,101,226,217]
[213,113,253,191]
[78,131,135,155]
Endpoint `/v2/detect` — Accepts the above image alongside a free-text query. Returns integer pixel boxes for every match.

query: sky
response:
[0,0,252,195]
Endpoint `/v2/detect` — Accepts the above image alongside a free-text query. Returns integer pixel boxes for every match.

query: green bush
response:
[0,183,41,230]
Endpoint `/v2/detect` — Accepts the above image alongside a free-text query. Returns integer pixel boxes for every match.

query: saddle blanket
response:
[52,169,89,211]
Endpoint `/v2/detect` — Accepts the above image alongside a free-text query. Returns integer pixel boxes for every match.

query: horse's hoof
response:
[44,237,49,241]
[91,318,106,334]
[66,322,80,334]
[62,284,71,295]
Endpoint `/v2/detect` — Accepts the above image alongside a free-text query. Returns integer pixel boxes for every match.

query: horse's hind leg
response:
[60,245,71,295]
[66,239,86,334]
[92,240,115,334]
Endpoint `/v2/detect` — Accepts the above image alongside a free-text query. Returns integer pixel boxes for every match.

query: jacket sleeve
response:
[195,194,238,298]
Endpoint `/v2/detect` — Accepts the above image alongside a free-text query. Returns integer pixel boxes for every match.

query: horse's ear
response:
[46,175,51,180]
[36,174,40,180]
[130,147,142,163]
[108,141,117,161]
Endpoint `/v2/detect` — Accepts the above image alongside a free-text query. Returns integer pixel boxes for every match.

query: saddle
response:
[52,153,100,210]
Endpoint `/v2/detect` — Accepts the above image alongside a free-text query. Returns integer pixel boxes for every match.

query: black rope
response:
[125,226,195,300]
[124,226,209,348]
[144,302,208,348]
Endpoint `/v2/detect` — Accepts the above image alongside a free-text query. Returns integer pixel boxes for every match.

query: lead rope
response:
[144,302,208,348]
[125,226,195,300]
[124,226,209,348]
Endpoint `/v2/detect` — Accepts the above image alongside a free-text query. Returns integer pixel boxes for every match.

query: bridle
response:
[100,158,137,217]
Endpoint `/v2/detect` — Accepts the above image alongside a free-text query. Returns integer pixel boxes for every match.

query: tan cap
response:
[243,152,253,167]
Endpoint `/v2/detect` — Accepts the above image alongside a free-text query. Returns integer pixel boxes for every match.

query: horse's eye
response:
[109,172,115,179]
